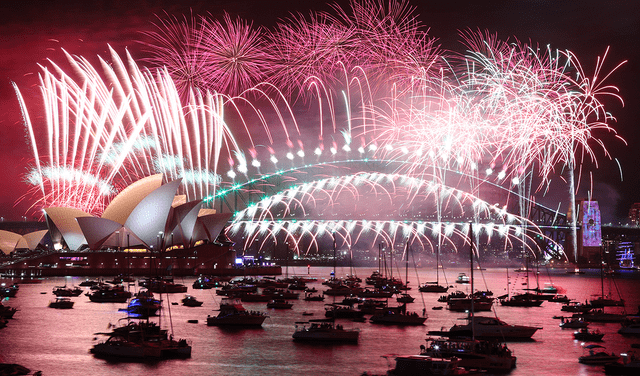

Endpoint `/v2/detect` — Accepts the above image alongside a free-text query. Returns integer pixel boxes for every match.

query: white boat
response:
[292,321,359,343]
[455,273,470,284]
[430,315,541,340]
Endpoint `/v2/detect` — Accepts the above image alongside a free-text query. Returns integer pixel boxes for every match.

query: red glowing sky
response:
[0,0,638,222]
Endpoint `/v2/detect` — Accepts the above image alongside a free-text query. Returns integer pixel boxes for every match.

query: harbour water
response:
[1,266,639,375]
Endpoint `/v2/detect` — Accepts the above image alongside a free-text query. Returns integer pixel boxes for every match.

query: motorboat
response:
[429,315,541,340]
[455,273,470,284]
[618,318,640,336]
[86,285,132,303]
[49,297,74,309]
[119,290,162,317]
[385,355,468,376]
[292,321,359,343]
[369,310,426,326]
[0,284,18,298]
[561,301,594,313]
[559,317,589,329]
[418,282,449,293]
[303,292,324,302]
[500,293,544,307]
[421,337,516,372]
[146,280,188,294]
[396,293,415,303]
[267,299,293,309]
[52,286,83,297]
[604,351,640,375]
[549,295,571,303]
[206,299,267,326]
[447,296,493,312]
[181,295,203,307]
[324,304,365,319]
[573,328,604,341]
[578,344,621,364]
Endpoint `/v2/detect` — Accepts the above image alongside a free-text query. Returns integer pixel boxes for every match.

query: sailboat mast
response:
[469,223,475,341]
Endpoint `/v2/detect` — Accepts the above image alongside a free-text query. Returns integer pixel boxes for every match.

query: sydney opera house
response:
[0,174,279,277]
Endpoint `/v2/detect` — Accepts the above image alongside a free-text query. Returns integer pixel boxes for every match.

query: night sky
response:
[0,0,638,223]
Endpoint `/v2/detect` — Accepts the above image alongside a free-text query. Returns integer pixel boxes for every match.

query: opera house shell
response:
[0,174,282,277]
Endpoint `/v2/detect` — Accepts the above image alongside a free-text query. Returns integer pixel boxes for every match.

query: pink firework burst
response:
[267,11,358,98]
[196,13,271,96]
[141,12,211,101]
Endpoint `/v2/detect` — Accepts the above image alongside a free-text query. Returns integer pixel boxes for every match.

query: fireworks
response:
[13,0,626,260]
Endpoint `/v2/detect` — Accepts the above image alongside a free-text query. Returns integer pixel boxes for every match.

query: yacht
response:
[429,315,541,340]
[455,273,470,284]
[206,299,267,326]
[578,344,620,364]
[49,297,74,309]
[292,321,359,343]
[420,337,516,372]
[385,355,468,375]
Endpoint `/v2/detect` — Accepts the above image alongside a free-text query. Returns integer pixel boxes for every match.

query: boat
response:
[419,241,449,293]
[0,303,17,319]
[418,282,449,293]
[549,294,571,303]
[49,297,74,309]
[206,299,267,326]
[79,279,101,287]
[580,309,627,323]
[561,301,594,313]
[447,296,493,312]
[578,344,621,364]
[292,321,359,343]
[384,354,469,376]
[429,315,541,340]
[420,337,516,372]
[499,293,544,307]
[267,299,293,309]
[369,310,426,326]
[396,293,415,303]
[181,295,203,307]
[52,285,84,297]
[86,284,132,303]
[303,292,324,301]
[604,351,640,375]
[119,290,162,317]
[146,279,188,294]
[559,317,589,329]
[324,304,365,319]
[573,328,604,341]
[0,283,18,297]
[618,318,640,336]
[455,273,470,284]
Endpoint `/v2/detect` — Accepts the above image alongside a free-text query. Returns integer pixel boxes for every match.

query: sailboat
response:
[420,223,517,372]
[419,236,449,293]
[500,261,544,307]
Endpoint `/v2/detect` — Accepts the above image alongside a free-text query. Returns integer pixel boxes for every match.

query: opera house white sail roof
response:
[40,174,231,252]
